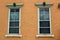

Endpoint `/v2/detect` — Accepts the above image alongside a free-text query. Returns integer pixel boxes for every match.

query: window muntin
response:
[39,8,50,34]
[9,9,20,34]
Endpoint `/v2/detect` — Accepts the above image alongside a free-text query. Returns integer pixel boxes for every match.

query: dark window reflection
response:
[9,21,19,26]
[9,28,19,34]
[40,21,50,27]
[40,28,50,34]
[10,9,19,12]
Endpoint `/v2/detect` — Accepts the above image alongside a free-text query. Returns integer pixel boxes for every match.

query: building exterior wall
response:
[0,0,60,40]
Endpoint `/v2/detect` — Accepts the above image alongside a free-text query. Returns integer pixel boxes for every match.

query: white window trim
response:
[37,7,54,37]
[36,34,54,38]
[5,8,22,37]
[5,34,22,37]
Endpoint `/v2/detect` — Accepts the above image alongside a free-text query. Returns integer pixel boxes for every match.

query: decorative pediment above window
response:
[35,2,53,7]
[6,3,23,8]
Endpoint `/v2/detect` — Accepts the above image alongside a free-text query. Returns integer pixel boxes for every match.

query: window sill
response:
[5,34,22,38]
[36,34,54,38]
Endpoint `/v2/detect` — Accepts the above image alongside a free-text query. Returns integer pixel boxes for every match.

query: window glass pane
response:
[40,8,49,20]
[10,9,19,12]
[9,21,19,26]
[40,28,50,34]
[10,9,15,12]
[16,9,19,12]
[10,12,19,20]
[40,21,50,27]
[9,28,19,34]
[40,8,49,12]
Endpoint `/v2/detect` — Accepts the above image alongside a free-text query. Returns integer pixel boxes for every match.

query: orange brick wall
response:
[0,0,60,40]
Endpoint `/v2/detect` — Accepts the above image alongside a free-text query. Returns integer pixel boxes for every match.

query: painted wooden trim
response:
[35,3,53,7]
[6,3,23,8]
[49,8,52,34]
[19,8,22,35]
[38,8,40,34]
[36,34,54,38]
[8,9,10,34]
[5,35,22,38]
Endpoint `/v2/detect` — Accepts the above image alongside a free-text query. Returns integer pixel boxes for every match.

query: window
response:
[38,8,51,34]
[9,9,20,34]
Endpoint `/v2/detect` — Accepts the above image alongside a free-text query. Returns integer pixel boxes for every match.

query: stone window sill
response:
[36,34,54,38]
[5,34,22,38]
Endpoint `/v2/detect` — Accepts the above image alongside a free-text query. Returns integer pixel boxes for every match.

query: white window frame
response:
[8,8,21,35]
[38,7,52,35]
